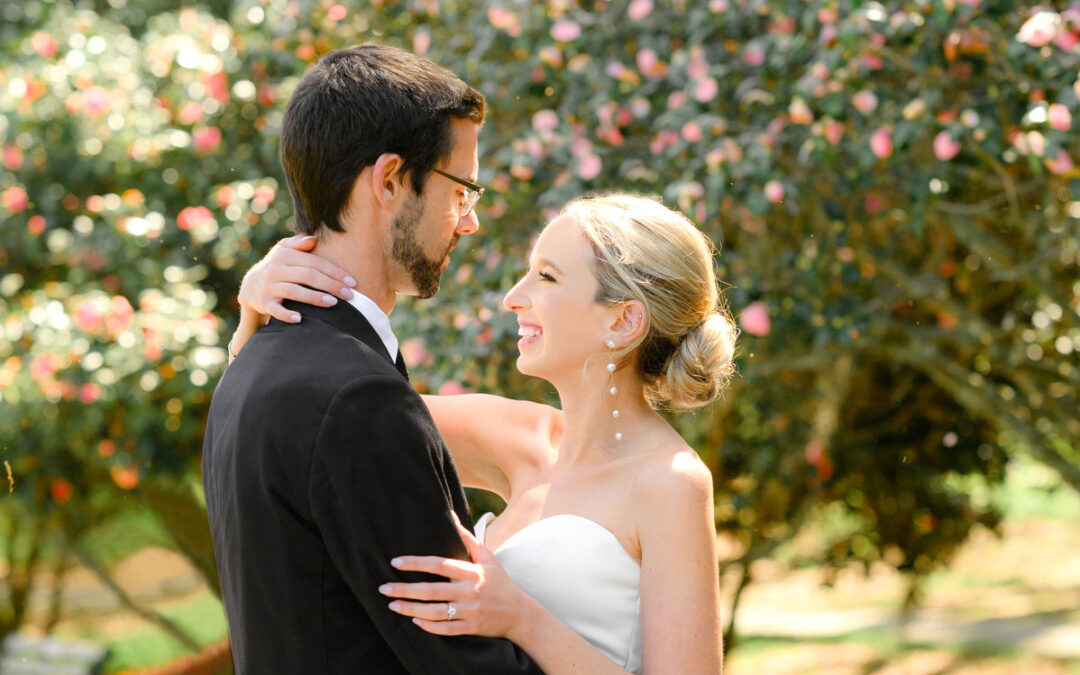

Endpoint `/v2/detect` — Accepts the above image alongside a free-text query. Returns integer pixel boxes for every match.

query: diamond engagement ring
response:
[446,603,457,621]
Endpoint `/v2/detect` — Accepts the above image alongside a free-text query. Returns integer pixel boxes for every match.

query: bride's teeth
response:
[517,327,541,338]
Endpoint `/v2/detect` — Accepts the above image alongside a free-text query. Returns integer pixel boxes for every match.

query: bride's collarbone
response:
[492,475,643,560]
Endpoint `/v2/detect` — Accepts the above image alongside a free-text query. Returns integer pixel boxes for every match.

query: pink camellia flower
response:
[764,180,784,204]
[1049,103,1072,130]
[438,381,467,396]
[400,337,431,367]
[789,98,813,125]
[1017,11,1060,47]
[2,186,28,213]
[79,382,102,405]
[509,164,534,180]
[740,301,771,336]
[1027,130,1046,156]
[82,86,110,118]
[254,185,275,204]
[106,296,135,335]
[1047,151,1074,174]
[203,72,230,105]
[742,45,766,67]
[550,20,581,42]
[32,32,58,58]
[413,31,431,55]
[628,0,653,20]
[2,145,23,171]
[531,109,559,132]
[577,154,602,180]
[869,127,893,159]
[30,354,58,382]
[74,300,105,333]
[805,440,834,480]
[694,77,719,102]
[488,7,513,29]
[570,138,593,157]
[177,205,214,231]
[216,185,235,209]
[688,49,709,80]
[824,119,844,145]
[819,25,838,46]
[637,48,666,78]
[193,126,222,154]
[667,91,688,109]
[649,130,679,155]
[933,131,961,160]
[862,53,883,70]
[852,90,878,114]
[682,121,703,143]
[1055,30,1079,51]
[178,101,204,125]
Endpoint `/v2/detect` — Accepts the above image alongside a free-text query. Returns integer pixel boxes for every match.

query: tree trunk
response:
[72,544,202,653]
[141,477,221,598]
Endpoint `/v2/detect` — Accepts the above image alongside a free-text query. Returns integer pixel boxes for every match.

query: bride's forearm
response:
[228,305,267,362]
[508,596,631,675]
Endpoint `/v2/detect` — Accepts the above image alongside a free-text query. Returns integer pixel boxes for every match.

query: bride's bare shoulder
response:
[630,443,714,516]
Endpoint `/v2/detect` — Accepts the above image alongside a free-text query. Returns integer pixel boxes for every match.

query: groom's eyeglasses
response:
[431,168,485,217]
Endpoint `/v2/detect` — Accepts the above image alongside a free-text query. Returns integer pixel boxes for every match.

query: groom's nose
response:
[456,209,479,236]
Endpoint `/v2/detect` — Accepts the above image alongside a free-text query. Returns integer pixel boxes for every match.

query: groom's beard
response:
[391,194,455,299]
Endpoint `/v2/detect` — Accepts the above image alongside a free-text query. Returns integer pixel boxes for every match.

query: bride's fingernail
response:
[344,276,357,287]
[391,557,403,568]
[290,313,301,323]
[341,287,353,299]
[323,295,337,306]
[388,601,401,611]
[378,584,391,594]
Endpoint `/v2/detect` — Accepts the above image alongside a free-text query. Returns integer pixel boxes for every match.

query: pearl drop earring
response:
[607,339,622,441]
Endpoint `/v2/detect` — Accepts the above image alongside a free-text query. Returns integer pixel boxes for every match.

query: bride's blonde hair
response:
[563,194,738,410]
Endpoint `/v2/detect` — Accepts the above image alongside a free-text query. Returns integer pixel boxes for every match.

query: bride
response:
[230,194,734,673]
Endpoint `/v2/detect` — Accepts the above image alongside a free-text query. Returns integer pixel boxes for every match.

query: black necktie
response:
[393,350,409,381]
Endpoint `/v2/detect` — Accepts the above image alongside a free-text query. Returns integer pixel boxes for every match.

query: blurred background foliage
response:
[1,0,1079,666]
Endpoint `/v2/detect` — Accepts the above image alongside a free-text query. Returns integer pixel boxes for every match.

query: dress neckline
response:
[477,512,641,566]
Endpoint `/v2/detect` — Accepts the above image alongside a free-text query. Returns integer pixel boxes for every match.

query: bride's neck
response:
[552,368,657,465]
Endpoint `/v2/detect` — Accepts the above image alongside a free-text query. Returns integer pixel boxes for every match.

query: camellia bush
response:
[2,0,1078,654]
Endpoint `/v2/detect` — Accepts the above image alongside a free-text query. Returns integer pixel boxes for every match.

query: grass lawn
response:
[13,455,1080,673]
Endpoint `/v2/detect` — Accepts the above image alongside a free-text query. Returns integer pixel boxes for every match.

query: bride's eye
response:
[539,272,556,282]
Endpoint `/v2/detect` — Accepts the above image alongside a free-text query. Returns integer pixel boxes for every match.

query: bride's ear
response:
[607,299,647,346]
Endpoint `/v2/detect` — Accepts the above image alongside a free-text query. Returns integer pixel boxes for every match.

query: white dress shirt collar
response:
[343,291,399,361]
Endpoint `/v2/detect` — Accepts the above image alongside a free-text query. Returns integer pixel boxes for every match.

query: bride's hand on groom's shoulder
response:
[379,512,533,641]
[239,234,357,325]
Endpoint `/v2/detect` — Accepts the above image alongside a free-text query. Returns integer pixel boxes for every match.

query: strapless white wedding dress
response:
[474,512,643,673]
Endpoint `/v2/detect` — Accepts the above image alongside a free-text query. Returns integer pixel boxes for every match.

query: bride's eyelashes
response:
[539,271,557,282]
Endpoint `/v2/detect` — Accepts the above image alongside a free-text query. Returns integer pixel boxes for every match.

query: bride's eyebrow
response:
[535,257,563,274]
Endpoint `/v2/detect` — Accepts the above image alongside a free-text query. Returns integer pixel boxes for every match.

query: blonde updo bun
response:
[563,193,739,411]
[657,311,739,410]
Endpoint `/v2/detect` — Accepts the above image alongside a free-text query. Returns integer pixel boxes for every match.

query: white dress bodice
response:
[475,512,643,674]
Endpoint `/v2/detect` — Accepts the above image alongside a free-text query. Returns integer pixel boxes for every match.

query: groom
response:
[202,46,541,673]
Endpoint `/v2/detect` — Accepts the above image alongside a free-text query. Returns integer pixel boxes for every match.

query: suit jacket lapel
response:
[393,351,410,381]
[281,299,405,377]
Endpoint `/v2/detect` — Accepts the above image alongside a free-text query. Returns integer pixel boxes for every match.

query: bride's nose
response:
[503,277,530,312]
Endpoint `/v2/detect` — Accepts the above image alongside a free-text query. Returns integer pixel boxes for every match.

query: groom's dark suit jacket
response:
[203,300,541,674]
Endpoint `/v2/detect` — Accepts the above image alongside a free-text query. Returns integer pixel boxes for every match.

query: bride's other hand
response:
[238,234,357,324]
[379,512,537,643]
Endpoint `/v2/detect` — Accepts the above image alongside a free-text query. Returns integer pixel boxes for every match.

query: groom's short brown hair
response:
[280,44,485,235]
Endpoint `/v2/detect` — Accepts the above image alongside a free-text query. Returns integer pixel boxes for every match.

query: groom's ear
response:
[370,153,407,211]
